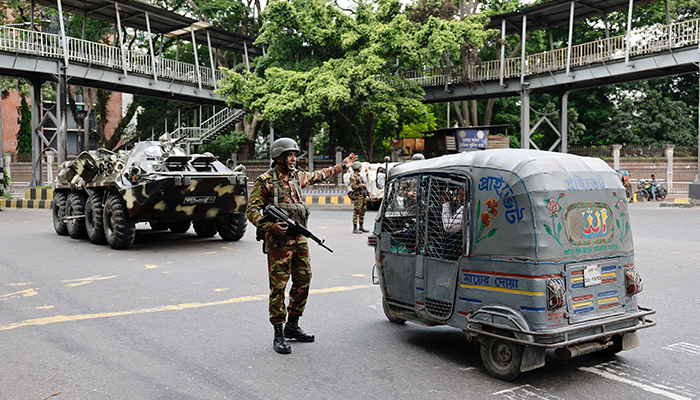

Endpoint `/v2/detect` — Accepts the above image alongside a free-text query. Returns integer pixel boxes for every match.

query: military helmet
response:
[411,153,425,160]
[352,162,362,170]
[270,137,301,159]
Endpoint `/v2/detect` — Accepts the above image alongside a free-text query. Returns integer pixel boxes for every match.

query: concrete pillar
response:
[612,144,622,170]
[308,136,314,172]
[664,144,674,193]
[521,88,530,149]
[31,78,42,187]
[335,146,344,186]
[560,91,570,153]
[46,152,54,185]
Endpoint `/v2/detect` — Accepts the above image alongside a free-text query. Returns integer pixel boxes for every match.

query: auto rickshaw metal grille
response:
[425,297,452,318]
[417,176,469,261]
[381,176,419,254]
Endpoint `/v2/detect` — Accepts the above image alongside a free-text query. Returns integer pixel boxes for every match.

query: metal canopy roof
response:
[486,0,662,34]
[33,0,263,56]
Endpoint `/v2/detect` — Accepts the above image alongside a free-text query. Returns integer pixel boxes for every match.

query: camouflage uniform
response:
[246,164,344,325]
[349,170,367,226]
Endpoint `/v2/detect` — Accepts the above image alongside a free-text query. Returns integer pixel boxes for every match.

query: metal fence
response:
[569,146,698,159]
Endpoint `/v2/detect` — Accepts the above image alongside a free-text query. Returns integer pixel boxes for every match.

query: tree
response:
[217,0,492,161]
[600,81,697,147]
[15,94,32,156]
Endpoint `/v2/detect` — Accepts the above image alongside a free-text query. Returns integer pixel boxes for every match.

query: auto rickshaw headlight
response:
[625,266,643,295]
[547,277,565,310]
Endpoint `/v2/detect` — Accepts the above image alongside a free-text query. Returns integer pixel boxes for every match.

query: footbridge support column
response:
[520,86,530,149]
[31,78,42,187]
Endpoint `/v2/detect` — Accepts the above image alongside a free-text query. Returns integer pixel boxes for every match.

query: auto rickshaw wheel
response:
[382,297,406,324]
[480,333,523,381]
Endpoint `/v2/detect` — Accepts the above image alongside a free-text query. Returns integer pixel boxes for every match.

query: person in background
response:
[650,174,658,201]
[349,162,368,234]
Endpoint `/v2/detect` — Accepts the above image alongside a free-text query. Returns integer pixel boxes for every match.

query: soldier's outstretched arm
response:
[299,153,358,187]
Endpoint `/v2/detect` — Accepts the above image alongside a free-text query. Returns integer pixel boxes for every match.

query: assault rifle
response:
[260,205,333,253]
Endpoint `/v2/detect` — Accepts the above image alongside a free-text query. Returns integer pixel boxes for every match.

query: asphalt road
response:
[1,203,699,400]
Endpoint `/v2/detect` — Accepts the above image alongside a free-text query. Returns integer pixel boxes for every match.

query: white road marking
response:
[664,342,700,356]
[580,361,696,400]
[493,384,565,399]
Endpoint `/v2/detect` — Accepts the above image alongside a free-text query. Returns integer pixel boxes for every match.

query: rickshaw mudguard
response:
[467,305,546,372]
[468,304,535,342]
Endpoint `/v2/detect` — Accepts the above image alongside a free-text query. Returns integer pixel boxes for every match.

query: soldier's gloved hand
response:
[270,222,288,236]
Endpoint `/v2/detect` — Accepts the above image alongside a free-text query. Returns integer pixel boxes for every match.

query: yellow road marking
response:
[0,285,373,331]
[37,305,54,310]
[144,265,158,269]
[5,283,33,287]
[62,275,117,287]
[1,288,39,298]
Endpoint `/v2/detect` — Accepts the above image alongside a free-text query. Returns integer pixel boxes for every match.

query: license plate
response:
[183,196,216,204]
[583,264,602,287]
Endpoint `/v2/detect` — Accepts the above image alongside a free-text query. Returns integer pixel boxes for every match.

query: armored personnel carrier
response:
[52,135,248,249]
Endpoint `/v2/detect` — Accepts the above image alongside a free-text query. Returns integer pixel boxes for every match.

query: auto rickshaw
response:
[367,149,655,380]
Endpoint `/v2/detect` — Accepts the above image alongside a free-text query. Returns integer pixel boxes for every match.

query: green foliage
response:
[200,130,249,161]
[217,0,494,161]
[15,95,31,155]
[600,79,698,147]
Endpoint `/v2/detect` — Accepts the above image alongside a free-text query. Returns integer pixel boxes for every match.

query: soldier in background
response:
[349,162,368,234]
[246,137,357,354]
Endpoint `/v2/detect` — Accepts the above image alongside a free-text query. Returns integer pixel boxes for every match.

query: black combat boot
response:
[284,316,315,342]
[273,324,292,354]
[353,224,361,234]
[359,224,369,232]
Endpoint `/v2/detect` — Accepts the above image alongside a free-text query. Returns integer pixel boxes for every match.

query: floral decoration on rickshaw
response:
[612,191,630,240]
[475,198,499,245]
[543,192,566,246]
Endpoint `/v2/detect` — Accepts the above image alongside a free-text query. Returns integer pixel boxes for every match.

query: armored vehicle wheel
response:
[193,220,218,237]
[66,192,88,239]
[217,212,247,241]
[168,221,192,233]
[382,297,406,324]
[104,193,135,250]
[52,191,69,236]
[85,194,106,244]
[480,333,523,381]
[149,222,168,231]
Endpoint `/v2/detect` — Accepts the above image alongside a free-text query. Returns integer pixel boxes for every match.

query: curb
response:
[2,195,352,209]
[1,198,53,209]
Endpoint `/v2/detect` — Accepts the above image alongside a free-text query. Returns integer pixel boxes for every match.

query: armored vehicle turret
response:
[52,135,248,249]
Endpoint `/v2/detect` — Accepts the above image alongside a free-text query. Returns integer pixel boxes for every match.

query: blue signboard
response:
[456,129,488,152]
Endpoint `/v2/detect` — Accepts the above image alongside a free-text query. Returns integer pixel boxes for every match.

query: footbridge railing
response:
[399,17,700,88]
[0,25,223,88]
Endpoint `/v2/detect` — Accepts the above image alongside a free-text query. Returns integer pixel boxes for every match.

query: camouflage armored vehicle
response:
[52,135,248,249]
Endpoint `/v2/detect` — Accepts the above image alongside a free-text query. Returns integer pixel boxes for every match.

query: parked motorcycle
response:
[637,179,667,201]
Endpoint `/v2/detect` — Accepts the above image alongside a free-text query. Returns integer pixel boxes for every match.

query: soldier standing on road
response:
[246,137,357,354]
[349,163,368,234]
